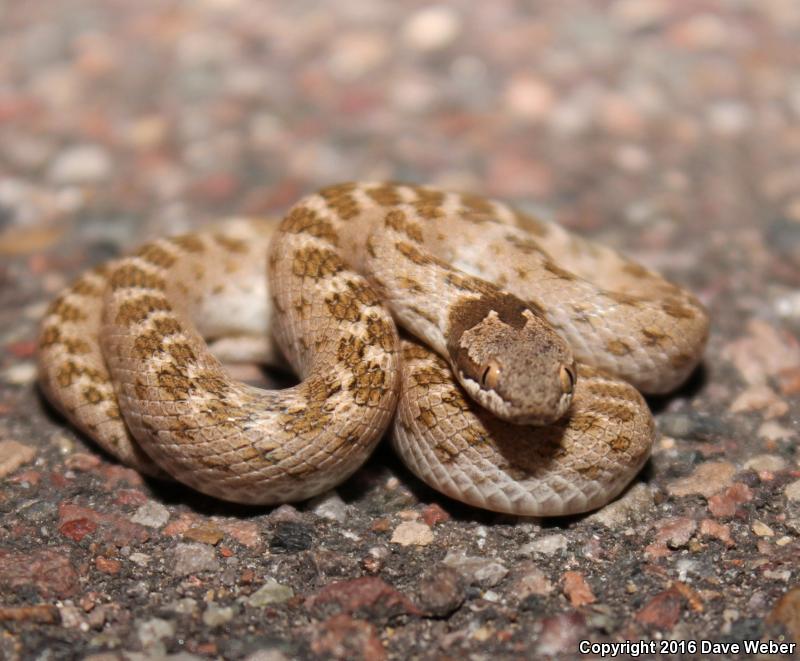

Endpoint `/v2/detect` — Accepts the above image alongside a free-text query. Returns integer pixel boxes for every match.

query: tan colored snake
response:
[37,183,708,515]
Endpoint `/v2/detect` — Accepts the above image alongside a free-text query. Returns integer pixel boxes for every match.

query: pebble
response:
[536,612,586,656]
[304,576,421,624]
[202,603,235,627]
[269,521,313,552]
[183,523,224,545]
[562,571,596,607]
[267,504,303,523]
[56,603,85,629]
[441,551,508,587]
[390,521,434,546]
[611,0,668,30]
[58,502,149,546]
[758,421,795,442]
[707,101,751,136]
[666,461,737,499]
[729,384,789,419]
[308,491,349,523]
[699,519,735,547]
[504,75,556,121]
[136,617,175,649]
[767,587,800,642]
[722,320,800,386]
[785,479,800,502]
[586,483,654,527]
[244,651,290,661]
[659,517,698,548]
[172,543,219,576]
[166,598,198,615]
[421,503,450,526]
[0,604,60,624]
[415,566,465,616]
[520,533,568,556]
[707,483,753,518]
[309,614,386,661]
[2,363,37,385]
[0,549,80,599]
[328,32,388,81]
[218,520,262,549]
[657,412,723,440]
[130,501,170,529]
[512,563,555,599]
[402,6,462,51]
[244,579,294,607]
[48,144,112,184]
[312,548,360,578]
[751,520,775,537]
[635,588,684,630]
[743,454,787,473]
[0,440,36,478]
[95,556,121,575]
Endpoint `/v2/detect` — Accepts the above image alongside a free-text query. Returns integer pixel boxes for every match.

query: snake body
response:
[37,183,708,515]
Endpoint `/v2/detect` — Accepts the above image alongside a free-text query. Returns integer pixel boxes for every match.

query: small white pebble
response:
[402,6,462,51]
[743,454,787,473]
[391,521,434,547]
[49,144,112,184]
[783,479,800,502]
[752,520,774,537]
[3,363,37,385]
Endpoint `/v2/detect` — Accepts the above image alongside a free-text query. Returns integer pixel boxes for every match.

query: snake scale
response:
[37,183,709,516]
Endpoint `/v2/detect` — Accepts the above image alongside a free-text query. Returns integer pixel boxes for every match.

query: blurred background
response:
[3,0,799,275]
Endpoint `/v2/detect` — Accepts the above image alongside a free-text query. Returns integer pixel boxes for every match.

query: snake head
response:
[446,293,576,425]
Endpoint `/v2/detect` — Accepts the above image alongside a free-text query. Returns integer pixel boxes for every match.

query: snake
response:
[37,182,709,516]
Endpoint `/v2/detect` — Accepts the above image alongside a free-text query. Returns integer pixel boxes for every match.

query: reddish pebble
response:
[6,340,37,358]
[562,571,596,607]
[0,549,80,598]
[99,464,145,488]
[708,483,753,518]
[95,556,121,575]
[635,588,684,630]
[777,367,800,396]
[422,503,450,526]
[163,513,200,537]
[193,642,218,656]
[218,520,262,548]
[9,470,42,485]
[699,519,735,547]
[49,472,69,488]
[305,576,421,623]
[673,581,704,612]
[114,489,149,506]
[79,593,99,612]
[645,517,698,558]
[64,453,102,472]
[59,518,97,542]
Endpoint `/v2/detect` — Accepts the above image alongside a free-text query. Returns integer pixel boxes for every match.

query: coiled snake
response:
[37,183,708,516]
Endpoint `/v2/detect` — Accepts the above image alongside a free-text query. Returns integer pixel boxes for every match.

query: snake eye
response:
[559,364,576,395]
[480,360,501,390]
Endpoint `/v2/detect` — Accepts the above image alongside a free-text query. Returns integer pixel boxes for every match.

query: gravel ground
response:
[1,1,799,659]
